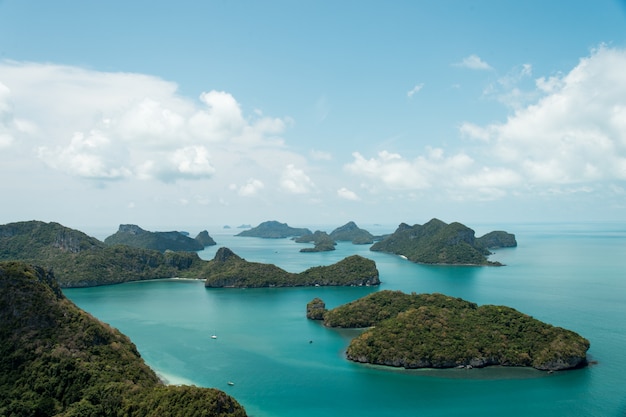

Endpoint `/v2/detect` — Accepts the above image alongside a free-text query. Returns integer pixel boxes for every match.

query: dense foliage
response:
[104,224,211,252]
[0,261,247,417]
[315,290,589,371]
[296,231,337,252]
[235,221,311,238]
[202,248,379,287]
[370,218,516,265]
[329,221,374,244]
[0,221,206,287]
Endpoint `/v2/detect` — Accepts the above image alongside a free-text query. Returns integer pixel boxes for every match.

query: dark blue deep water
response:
[65,222,626,417]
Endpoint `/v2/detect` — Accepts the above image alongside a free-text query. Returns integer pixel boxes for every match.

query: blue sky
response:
[1,1,626,232]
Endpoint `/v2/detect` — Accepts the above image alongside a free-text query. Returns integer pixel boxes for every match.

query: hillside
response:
[0,221,204,287]
[295,231,336,252]
[370,218,517,265]
[104,224,215,252]
[311,291,589,371]
[235,221,311,238]
[329,221,374,244]
[0,261,247,417]
[202,247,379,288]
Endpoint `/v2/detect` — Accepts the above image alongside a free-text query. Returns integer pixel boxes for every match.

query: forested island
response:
[371,218,517,265]
[308,291,589,371]
[0,261,247,417]
[235,221,311,238]
[104,224,216,252]
[202,247,379,288]
[0,221,377,288]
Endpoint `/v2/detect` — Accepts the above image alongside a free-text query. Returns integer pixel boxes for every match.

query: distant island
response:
[295,231,336,252]
[0,220,380,289]
[104,224,216,252]
[0,261,247,416]
[329,221,374,244]
[370,218,517,266]
[295,221,375,252]
[201,247,379,288]
[308,291,589,371]
[236,220,311,238]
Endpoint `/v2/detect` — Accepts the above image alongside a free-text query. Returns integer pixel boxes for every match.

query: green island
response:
[308,291,589,371]
[370,218,517,266]
[104,224,216,252]
[0,221,205,288]
[0,261,247,417]
[235,220,311,238]
[295,231,337,252]
[295,221,376,252]
[0,221,380,289]
[329,221,375,244]
[202,247,379,288]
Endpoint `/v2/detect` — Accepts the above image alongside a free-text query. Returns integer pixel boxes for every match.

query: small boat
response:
[211,334,217,339]
[227,381,235,386]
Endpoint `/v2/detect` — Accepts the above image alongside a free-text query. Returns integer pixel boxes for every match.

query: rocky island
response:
[295,231,337,252]
[0,221,381,289]
[370,218,517,266]
[329,221,374,244]
[0,221,205,287]
[104,224,216,252]
[309,291,589,371]
[235,220,311,238]
[0,261,247,416]
[202,247,379,288]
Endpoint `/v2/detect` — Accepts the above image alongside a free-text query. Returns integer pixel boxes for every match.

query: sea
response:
[64,222,626,417]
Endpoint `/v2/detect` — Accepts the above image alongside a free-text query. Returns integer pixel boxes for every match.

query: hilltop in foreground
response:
[308,291,589,371]
[0,261,247,417]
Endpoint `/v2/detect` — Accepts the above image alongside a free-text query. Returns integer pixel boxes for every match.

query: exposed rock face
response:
[195,230,217,247]
[306,297,327,320]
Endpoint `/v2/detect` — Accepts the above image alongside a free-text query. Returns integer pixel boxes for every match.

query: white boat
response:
[227,381,234,386]
[211,334,217,339]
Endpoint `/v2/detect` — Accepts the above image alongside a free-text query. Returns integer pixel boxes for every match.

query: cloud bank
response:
[347,46,626,201]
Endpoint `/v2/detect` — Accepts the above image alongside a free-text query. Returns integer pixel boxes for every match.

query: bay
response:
[65,222,626,417]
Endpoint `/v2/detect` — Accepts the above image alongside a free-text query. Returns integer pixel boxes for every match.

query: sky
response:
[1,0,626,233]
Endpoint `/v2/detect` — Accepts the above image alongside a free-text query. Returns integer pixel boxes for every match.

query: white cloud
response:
[337,187,360,201]
[455,54,492,70]
[237,178,265,196]
[280,164,315,194]
[349,46,626,201]
[407,83,424,98]
[0,61,292,184]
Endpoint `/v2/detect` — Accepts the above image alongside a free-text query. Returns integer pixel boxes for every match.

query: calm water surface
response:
[65,223,626,417]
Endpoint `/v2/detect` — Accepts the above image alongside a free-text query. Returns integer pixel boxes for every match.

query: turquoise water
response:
[65,223,626,417]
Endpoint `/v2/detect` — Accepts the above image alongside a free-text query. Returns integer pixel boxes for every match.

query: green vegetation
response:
[329,221,374,244]
[104,224,214,252]
[235,221,311,238]
[0,221,205,287]
[202,248,380,288]
[0,261,247,417]
[312,291,589,371]
[306,298,327,320]
[296,231,337,252]
[370,218,517,266]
